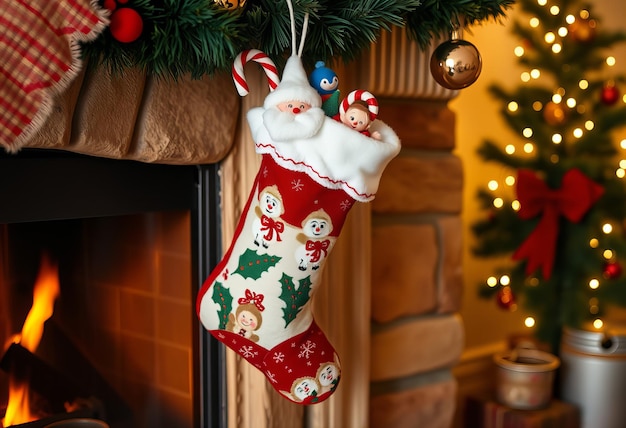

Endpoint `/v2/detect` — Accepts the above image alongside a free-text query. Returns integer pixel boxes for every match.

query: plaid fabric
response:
[0,0,107,152]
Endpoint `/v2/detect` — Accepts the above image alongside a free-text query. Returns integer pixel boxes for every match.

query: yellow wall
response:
[451,1,626,350]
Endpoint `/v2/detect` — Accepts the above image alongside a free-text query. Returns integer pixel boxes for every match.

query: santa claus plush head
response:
[263,55,322,110]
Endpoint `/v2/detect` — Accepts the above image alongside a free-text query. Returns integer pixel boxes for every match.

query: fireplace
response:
[0,150,226,428]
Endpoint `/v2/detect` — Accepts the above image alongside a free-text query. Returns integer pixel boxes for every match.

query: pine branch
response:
[82,0,515,78]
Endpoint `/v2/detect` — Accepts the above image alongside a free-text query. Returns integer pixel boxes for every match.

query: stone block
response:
[371,223,437,323]
[370,314,463,381]
[378,100,455,150]
[370,376,457,428]
[437,216,463,314]
[373,154,463,214]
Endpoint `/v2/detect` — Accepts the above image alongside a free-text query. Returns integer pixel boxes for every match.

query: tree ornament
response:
[542,101,567,126]
[109,7,143,43]
[214,0,247,10]
[600,83,620,106]
[430,27,482,90]
[603,261,623,279]
[569,17,597,43]
[496,286,516,310]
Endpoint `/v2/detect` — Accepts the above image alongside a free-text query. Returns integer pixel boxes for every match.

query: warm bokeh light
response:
[589,278,600,289]
[488,180,499,191]
[523,128,533,138]
[525,317,536,328]
[593,319,604,329]
[487,276,498,288]
[603,250,614,259]
[590,238,599,248]
[603,223,613,234]
[500,275,511,286]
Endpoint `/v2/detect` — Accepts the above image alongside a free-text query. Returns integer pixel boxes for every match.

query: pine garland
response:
[83,0,514,79]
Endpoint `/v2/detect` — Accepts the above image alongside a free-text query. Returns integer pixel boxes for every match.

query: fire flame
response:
[3,253,60,427]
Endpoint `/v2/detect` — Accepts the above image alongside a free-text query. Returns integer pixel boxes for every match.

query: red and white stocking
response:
[197,52,400,404]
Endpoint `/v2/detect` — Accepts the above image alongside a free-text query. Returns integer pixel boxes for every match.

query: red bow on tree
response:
[513,168,604,279]
[238,289,265,311]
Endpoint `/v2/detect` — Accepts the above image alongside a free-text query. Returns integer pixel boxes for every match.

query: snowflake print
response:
[273,352,285,363]
[298,340,317,359]
[217,332,225,339]
[291,179,304,192]
[262,166,269,178]
[340,199,352,211]
[239,345,258,359]
[266,371,278,383]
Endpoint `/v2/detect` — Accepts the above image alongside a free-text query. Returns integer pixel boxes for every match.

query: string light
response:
[603,223,613,234]
[523,143,534,153]
[607,56,616,67]
[505,176,516,186]
[558,27,568,37]
[603,249,614,259]
[487,276,498,288]
[523,128,533,138]
[589,238,599,248]
[585,120,594,130]
[566,98,577,108]
[514,46,525,57]
[521,72,531,82]
[573,128,583,138]
[545,32,556,43]
[552,44,562,53]
[589,279,599,289]
[488,180,499,191]
[552,134,563,144]
[493,197,504,208]
[579,79,589,90]
[508,101,519,112]
[621,139,626,149]
[512,200,521,210]
[530,17,540,27]
[616,168,625,179]
[530,69,541,79]
[525,317,536,328]
[593,319,604,329]
[505,144,516,154]
[532,101,543,111]
[501,275,511,286]
[550,6,560,15]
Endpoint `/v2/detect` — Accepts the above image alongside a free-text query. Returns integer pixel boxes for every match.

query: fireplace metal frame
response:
[0,149,227,428]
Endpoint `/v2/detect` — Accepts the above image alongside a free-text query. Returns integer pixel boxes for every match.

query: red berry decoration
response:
[103,0,117,11]
[600,84,620,106]
[496,286,516,310]
[603,261,622,279]
[110,8,144,43]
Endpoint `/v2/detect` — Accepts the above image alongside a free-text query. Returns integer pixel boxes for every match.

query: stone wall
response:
[369,99,464,428]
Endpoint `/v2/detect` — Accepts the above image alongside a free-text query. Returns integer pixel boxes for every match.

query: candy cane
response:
[339,89,379,121]
[232,49,280,96]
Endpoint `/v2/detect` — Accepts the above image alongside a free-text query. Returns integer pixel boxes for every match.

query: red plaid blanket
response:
[0,0,107,152]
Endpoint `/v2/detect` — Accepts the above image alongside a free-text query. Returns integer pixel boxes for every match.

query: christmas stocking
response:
[197,51,400,404]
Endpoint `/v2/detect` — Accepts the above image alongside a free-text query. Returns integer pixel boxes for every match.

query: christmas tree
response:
[472,0,626,351]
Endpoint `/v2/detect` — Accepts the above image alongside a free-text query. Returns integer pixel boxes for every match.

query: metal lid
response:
[562,324,626,355]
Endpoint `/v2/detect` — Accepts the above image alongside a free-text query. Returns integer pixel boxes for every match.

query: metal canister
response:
[560,325,626,428]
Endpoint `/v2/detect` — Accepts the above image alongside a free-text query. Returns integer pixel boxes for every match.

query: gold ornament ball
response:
[430,39,482,90]
[569,18,597,43]
[543,102,567,126]
[214,0,247,9]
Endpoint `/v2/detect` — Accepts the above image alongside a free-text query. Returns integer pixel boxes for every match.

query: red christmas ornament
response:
[600,84,620,106]
[603,261,623,279]
[110,8,143,43]
[496,286,516,310]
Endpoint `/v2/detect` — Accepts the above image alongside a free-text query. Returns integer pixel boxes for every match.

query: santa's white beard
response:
[262,107,325,142]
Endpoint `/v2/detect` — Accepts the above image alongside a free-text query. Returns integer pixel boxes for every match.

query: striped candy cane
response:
[339,89,379,121]
[232,49,280,96]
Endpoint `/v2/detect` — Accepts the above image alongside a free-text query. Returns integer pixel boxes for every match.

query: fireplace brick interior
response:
[1,211,195,427]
